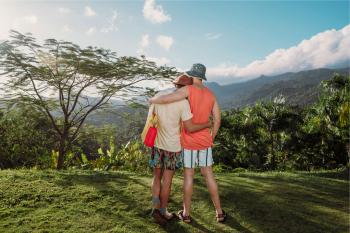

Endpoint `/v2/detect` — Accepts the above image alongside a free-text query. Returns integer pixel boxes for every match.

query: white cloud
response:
[62,25,72,33]
[12,15,38,30]
[137,34,150,54]
[156,35,174,51]
[58,7,71,14]
[85,6,96,17]
[86,27,96,36]
[143,0,171,24]
[24,15,38,24]
[207,24,350,84]
[205,33,222,40]
[101,10,119,33]
[141,34,150,48]
[135,56,173,91]
[148,56,171,66]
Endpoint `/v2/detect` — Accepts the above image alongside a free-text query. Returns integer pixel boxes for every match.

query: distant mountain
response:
[206,67,349,109]
[86,104,147,127]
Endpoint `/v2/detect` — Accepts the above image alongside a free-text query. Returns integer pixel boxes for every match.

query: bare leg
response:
[200,166,223,214]
[183,168,195,216]
[160,169,175,209]
[152,168,162,208]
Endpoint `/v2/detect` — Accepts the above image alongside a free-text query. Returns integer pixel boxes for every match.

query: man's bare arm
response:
[149,86,188,104]
[212,98,221,141]
[183,119,211,133]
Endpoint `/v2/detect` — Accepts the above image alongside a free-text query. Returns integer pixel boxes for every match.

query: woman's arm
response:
[149,86,189,104]
[183,119,211,133]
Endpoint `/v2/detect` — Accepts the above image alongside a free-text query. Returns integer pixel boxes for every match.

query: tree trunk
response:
[56,136,66,169]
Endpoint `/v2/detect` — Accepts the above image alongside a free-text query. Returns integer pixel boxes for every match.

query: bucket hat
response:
[185,63,207,81]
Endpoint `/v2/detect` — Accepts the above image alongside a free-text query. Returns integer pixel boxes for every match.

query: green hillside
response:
[207,67,349,109]
[0,169,348,233]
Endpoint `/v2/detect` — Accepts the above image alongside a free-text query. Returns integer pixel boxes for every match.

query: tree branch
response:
[9,50,62,136]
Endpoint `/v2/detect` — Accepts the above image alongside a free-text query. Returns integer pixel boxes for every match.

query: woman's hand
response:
[206,120,212,128]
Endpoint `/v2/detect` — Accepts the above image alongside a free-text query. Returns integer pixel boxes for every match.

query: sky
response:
[0,0,349,85]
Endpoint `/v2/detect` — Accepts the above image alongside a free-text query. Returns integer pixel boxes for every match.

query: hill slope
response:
[206,67,349,109]
[0,169,348,233]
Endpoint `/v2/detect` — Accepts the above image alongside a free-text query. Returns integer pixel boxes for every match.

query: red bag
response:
[141,105,158,148]
[144,126,158,147]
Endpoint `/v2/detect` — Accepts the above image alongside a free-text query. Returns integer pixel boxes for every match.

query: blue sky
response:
[0,0,349,84]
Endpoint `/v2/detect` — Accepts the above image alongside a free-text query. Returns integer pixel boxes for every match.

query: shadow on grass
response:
[237,173,349,199]
[187,218,215,233]
[43,170,199,232]
[297,168,349,181]
[218,213,254,233]
[29,171,163,231]
[60,171,250,233]
[194,172,349,233]
[185,176,255,233]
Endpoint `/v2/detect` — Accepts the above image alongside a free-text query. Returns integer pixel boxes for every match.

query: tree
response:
[0,31,177,169]
[239,106,270,169]
[214,109,241,168]
[215,108,269,170]
[303,74,350,167]
[251,95,301,170]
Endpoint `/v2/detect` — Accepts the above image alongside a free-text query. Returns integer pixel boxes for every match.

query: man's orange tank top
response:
[181,85,215,150]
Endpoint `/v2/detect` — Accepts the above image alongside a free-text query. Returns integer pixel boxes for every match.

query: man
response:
[149,63,226,223]
[147,74,211,224]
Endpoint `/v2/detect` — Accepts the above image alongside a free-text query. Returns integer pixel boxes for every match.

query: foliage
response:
[298,73,350,169]
[75,135,148,172]
[0,104,56,168]
[214,74,349,171]
[115,141,149,171]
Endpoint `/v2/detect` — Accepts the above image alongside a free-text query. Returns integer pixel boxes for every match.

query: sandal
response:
[216,210,227,223]
[178,210,191,223]
[151,209,167,225]
[163,210,176,220]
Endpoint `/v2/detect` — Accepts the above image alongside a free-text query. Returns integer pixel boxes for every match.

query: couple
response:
[147,63,226,224]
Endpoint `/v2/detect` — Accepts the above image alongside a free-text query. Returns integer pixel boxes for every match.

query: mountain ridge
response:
[206,67,349,109]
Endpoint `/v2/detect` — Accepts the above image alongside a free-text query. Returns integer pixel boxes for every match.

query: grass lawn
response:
[0,169,348,233]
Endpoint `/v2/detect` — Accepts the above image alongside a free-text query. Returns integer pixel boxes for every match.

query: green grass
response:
[0,169,348,233]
